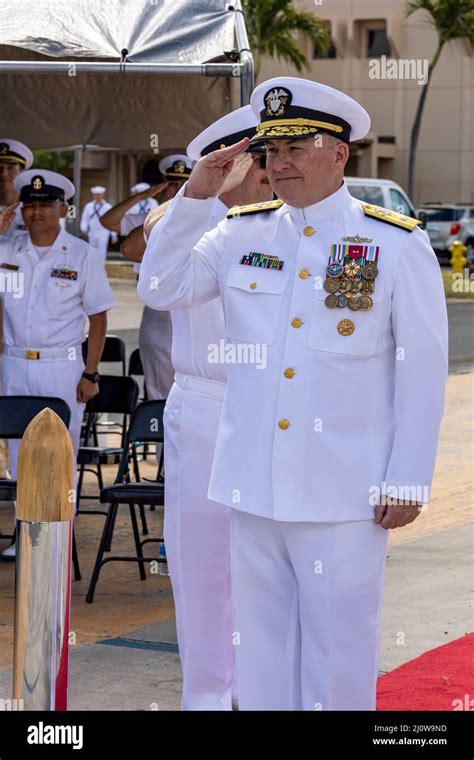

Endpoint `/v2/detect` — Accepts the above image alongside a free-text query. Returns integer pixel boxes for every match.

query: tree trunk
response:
[407,43,444,201]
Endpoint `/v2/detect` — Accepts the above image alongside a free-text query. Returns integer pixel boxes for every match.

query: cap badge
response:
[264,87,292,117]
[0,143,8,155]
[32,176,44,190]
[172,160,186,174]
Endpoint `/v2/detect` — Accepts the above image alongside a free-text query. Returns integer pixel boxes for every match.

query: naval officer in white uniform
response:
[0,169,116,551]
[0,139,34,238]
[138,109,271,709]
[135,156,194,402]
[138,78,448,710]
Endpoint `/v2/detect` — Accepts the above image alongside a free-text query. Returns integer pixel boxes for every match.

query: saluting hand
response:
[185,138,250,200]
[140,182,169,200]
[220,152,253,195]
[0,202,19,235]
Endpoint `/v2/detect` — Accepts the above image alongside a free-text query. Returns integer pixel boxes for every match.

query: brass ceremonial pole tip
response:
[16,408,74,522]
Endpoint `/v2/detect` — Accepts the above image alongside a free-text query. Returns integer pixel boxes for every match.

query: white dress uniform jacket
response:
[0,228,116,475]
[139,182,448,523]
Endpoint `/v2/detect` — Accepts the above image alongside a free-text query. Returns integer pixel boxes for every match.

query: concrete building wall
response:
[257,0,473,205]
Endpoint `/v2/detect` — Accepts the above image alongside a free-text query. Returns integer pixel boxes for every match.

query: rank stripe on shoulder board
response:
[227,199,283,218]
[361,203,422,232]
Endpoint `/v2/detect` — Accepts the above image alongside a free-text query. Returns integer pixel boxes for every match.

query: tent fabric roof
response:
[0,0,238,150]
[0,0,235,63]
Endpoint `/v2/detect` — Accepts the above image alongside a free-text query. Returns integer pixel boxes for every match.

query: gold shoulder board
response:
[227,199,283,218]
[362,203,422,232]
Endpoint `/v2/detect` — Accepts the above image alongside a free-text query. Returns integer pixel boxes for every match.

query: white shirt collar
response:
[287,181,353,227]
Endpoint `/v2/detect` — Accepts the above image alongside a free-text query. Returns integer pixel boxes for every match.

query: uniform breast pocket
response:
[308,280,385,357]
[47,278,80,316]
[224,264,289,345]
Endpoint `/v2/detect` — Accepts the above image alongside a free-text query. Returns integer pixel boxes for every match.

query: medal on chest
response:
[324,243,379,311]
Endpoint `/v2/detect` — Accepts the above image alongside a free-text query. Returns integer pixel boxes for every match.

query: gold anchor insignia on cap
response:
[337,319,355,336]
[264,87,291,117]
[32,176,43,190]
[0,143,7,155]
[173,160,186,174]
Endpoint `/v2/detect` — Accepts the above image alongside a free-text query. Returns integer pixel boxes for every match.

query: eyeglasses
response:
[250,153,267,169]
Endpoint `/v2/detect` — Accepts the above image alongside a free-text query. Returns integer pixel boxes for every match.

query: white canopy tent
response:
[0,0,254,226]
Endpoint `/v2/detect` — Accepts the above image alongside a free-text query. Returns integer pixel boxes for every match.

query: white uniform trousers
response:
[87,230,110,265]
[163,373,234,710]
[231,510,389,711]
[138,306,174,401]
[2,351,85,480]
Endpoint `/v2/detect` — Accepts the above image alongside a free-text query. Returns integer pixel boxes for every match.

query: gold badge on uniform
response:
[337,319,355,336]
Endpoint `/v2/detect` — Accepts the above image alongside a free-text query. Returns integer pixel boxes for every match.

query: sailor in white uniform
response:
[0,138,34,238]
[135,157,195,401]
[138,78,448,710]
[80,186,116,264]
[0,169,116,555]
[138,111,272,709]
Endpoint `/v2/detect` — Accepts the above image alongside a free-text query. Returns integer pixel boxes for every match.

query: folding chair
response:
[86,400,166,603]
[76,375,139,517]
[0,396,81,580]
[128,347,151,461]
[82,334,126,375]
[81,334,127,445]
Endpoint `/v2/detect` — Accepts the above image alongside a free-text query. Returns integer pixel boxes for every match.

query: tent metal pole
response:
[72,146,83,236]
[0,61,243,75]
[233,0,254,105]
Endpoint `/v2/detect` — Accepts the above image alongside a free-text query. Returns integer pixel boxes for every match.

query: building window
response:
[357,20,391,58]
[312,21,336,59]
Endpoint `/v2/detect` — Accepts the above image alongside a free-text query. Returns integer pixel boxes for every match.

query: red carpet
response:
[377,632,474,710]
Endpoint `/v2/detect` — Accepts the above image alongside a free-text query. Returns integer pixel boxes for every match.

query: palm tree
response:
[405,0,474,199]
[242,0,330,81]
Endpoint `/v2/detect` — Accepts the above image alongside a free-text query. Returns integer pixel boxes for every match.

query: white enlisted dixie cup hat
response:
[0,138,34,169]
[158,155,194,180]
[131,182,151,193]
[14,169,75,202]
[186,105,261,161]
[250,76,371,144]
[91,185,106,194]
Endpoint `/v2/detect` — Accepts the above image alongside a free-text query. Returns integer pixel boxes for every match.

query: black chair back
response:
[114,400,165,483]
[128,348,144,377]
[127,400,166,445]
[84,376,139,416]
[0,396,71,438]
[82,334,126,375]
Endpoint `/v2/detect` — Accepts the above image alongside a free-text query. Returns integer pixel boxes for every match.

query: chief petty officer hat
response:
[14,169,75,203]
[0,138,34,169]
[186,105,264,161]
[250,76,371,144]
[158,155,194,180]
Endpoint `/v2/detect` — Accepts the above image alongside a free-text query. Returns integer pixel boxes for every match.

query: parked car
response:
[346,177,417,219]
[416,204,474,266]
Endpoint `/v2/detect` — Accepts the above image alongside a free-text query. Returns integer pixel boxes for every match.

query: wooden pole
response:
[12,408,74,710]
